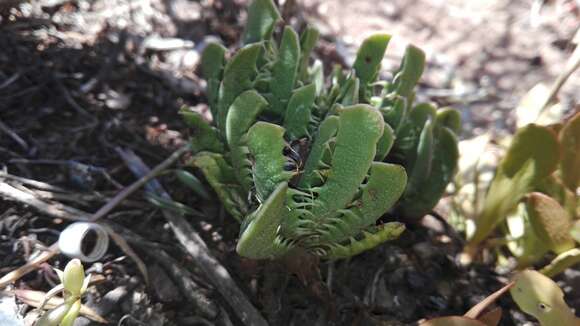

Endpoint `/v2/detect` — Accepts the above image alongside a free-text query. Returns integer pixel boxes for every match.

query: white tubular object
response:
[58,222,109,262]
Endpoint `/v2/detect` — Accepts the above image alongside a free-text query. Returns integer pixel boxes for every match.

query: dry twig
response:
[0,182,150,287]
[538,32,580,114]
[117,148,269,326]
[107,223,219,319]
[15,287,108,323]
[0,243,60,289]
[89,145,190,222]
[0,119,28,152]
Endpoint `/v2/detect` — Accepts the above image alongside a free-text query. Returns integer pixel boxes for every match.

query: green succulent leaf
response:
[436,107,462,134]
[237,182,291,259]
[354,163,407,226]
[225,90,269,192]
[175,170,210,200]
[309,59,325,97]
[146,193,204,217]
[242,0,281,45]
[270,26,301,115]
[200,42,226,117]
[320,162,407,242]
[406,118,435,194]
[390,44,425,99]
[374,122,395,161]
[299,26,320,82]
[392,102,437,162]
[192,152,247,221]
[353,34,391,99]
[217,43,262,133]
[284,84,316,140]
[63,259,84,298]
[59,300,81,326]
[325,222,405,259]
[299,115,340,187]
[247,122,294,201]
[180,109,224,153]
[397,125,459,218]
[309,105,384,221]
[339,76,360,106]
[36,302,72,326]
[381,96,407,133]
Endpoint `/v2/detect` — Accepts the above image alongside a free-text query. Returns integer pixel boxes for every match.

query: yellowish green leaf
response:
[526,192,575,254]
[510,270,579,325]
[467,124,560,249]
[559,112,580,191]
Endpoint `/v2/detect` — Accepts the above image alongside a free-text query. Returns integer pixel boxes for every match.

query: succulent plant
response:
[36,259,90,326]
[465,112,580,275]
[183,0,460,260]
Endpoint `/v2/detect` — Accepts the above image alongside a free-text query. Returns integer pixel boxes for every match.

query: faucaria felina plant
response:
[182,0,460,260]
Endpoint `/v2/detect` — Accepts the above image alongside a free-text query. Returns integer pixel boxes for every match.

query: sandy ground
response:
[298,0,580,136]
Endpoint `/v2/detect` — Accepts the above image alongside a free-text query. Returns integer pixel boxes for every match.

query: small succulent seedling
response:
[184,0,460,260]
[35,259,90,326]
[510,270,580,326]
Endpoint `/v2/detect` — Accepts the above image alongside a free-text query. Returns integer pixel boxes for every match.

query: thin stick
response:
[107,222,219,319]
[0,243,59,289]
[464,281,514,319]
[0,119,28,152]
[1,145,190,223]
[0,171,67,192]
[0,145,190,289]
[117,148,269,326]
[89,144,190,222]
[99,223,150,285]
[538,33,580,114]
[0,183,150,287]
[0,182,89,221]
[15,288,108,323]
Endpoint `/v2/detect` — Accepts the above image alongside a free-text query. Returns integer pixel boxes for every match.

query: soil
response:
[0,0,578,325]
[300,0,580,137]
